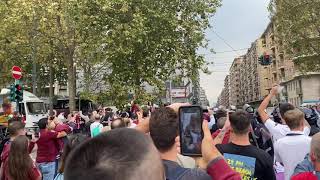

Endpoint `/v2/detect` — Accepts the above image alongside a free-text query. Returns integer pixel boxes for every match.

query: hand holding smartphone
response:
[179,106,203,156]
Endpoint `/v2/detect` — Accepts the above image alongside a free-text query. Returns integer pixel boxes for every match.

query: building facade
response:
[199,87,210,107]
[218,20,320,108]
[261,21,320,106]
[223,75,230,108]
[229,57,244,107]
[239,39,275,107]
[217,87,228,108]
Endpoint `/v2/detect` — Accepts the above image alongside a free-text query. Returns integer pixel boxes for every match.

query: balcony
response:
[296,87,302,95]
[279,77,287,83]
[278,49,284,55]
[269,32,274,39]
[272,65,277,74]
[270,44,276,51]
[278,61,285,69]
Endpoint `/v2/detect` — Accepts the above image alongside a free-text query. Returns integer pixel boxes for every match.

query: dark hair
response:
[111,118,126,129]
[120,112,129,118]
[215,109,227,120]
[59,134,89,173]
[8,121,25,136]
[149,107,178,152]
[217,117,227,129]
[64,128,163,180]
[37,118,48,129]
[229,110,251,135]
[279,103,295,118]
[8,136,34,180]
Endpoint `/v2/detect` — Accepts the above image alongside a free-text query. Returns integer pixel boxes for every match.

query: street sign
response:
[12,66,22,80]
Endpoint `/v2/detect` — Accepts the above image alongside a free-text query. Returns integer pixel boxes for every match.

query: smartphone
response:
[179,106,203,156]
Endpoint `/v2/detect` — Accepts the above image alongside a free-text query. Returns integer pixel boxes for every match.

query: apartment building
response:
[239,42,258,105]
[199,87,210,107]
[217,87,228,108]
[261,21,320,107]
[217,75,231,108]
[224,75,230,108]
[218,21,319,108]
[229,57,244,107]
[256,38,273,97]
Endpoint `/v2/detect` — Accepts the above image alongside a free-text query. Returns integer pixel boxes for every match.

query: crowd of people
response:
[0,84,319,180]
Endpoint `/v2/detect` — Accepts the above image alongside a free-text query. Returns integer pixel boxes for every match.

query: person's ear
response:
[175,136,181,153]
[311,152,317,162]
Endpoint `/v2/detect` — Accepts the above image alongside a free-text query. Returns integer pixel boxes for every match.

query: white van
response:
[0,89,47,129]
[19,91,47,128]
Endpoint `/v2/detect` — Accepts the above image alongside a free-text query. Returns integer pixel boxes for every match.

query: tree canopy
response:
[0,0,221,109]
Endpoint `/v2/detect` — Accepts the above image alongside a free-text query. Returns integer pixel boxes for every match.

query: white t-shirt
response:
[274,131,311,180]
[90,121,103,137]
[264,119,310,142]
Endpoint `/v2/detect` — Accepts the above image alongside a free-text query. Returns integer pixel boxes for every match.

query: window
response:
[27,102,46,115]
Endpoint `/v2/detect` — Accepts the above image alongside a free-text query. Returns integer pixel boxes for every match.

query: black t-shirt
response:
[216,143,276,180]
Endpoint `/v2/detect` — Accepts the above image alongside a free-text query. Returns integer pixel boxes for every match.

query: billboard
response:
[171,88,187,98]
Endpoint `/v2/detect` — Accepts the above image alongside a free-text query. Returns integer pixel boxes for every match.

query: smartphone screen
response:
[179,106,203,156]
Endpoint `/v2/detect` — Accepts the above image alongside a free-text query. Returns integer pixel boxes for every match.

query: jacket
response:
[206,157,241,180]
[292,154,320,179]
[163,156,241,180]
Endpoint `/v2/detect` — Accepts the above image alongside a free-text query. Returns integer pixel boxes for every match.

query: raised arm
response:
[57,131,67,138]
[258,85,278,123]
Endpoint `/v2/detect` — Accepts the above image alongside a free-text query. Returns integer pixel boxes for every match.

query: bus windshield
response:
[27,102,46,114]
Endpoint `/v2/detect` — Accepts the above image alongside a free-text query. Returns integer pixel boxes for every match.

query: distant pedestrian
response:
[90,114,103,137]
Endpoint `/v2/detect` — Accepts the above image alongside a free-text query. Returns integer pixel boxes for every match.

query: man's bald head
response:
[64,128,164,180]
[311,133,320,163]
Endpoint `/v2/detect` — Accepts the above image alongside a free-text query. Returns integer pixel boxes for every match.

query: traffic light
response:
[258,55,264,64]
[264,54,271,64]
[258,54,272,65]
[15,84,23,102]
[9,84,16,102]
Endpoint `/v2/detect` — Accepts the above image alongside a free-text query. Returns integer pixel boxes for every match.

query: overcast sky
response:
[200,0,271,105]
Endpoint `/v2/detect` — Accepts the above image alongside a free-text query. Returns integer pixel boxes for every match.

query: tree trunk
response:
[31,14,39,95]
[84,64,91,92]
[49,63,54,116]
[67,51,76,112]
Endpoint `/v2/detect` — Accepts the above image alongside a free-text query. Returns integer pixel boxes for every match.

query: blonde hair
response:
[283,108,304,130]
